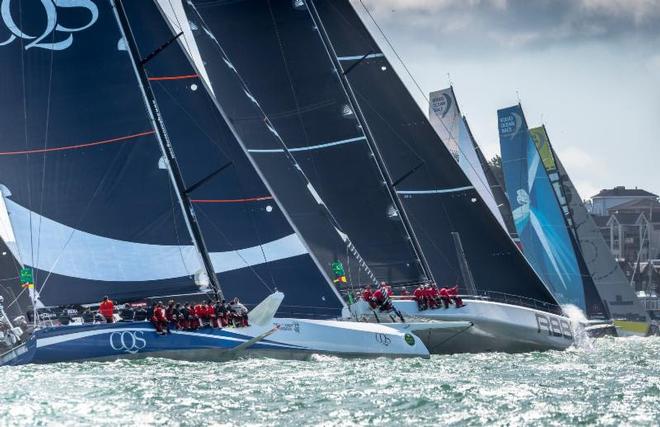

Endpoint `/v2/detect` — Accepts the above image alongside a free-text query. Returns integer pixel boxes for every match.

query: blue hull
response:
[2,322,304,365]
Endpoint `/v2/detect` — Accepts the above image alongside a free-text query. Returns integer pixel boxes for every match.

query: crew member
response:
[229,297,249,327]
[178,303,190,330]
[439,287,451,309]
[215,300,229,327]
[119,303,134,322]
[165,300,176,330]
[150,301,168,334]
[187,303,199,330]
[134,305,148,322]
[399,287,411,297]
[448,286,465,308]
[82,307,95,323]
[99,296,114,323]
[413,285,426,310]
[361,285,373,303]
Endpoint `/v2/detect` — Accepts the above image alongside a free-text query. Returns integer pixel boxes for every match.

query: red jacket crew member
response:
[99,296,114,323]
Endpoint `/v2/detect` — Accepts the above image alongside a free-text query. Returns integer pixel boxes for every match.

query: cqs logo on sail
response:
[109,331,147,354]
[0,0,98,51]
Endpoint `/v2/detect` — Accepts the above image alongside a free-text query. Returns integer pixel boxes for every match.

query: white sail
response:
[428,88,507,230]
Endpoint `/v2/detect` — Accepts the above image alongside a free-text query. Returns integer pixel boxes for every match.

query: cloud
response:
[359,0,660,51]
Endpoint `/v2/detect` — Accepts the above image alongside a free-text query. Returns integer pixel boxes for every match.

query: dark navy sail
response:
[181,0,426,286]
[119,1,345,317]
[0,1,206,305]
[306,0,559,306]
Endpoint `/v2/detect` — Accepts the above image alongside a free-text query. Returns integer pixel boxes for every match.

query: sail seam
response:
[337,53,384,61]
[191,196,273,204]
[396,186,474,195]
[247,136,366,153]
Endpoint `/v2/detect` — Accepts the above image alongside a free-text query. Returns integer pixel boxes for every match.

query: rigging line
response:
[17,5,34,298]
[167,181,190,278]
[150,78,243,171]
[355,1,496,199]
[187,4,381,287]
[194,207,274,294]
[35,29,58,287]
[0,130,156,156]
[37,134,143,295]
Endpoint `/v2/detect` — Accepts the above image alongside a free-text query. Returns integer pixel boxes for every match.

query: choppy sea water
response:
[0,337,658,426]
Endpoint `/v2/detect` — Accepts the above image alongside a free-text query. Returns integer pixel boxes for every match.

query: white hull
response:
[350,299,575,354]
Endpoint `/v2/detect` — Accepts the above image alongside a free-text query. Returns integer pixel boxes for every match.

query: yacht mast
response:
[112,0,223,300]
[306,0,434,283]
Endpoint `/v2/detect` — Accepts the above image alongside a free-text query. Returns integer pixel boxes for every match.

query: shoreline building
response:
[589,187,660,293]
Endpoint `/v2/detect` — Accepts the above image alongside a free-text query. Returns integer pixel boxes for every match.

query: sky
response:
[356,0,660,199]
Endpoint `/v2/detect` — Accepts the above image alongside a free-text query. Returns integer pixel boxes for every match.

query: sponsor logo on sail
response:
[0,0,98,51]
[499,112,522,138]
[431,92,453,118]
[109,331,147,354]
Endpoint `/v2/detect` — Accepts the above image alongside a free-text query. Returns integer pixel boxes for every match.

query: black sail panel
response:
[0,1,204,305]
[119,1,344,317]
[182,0,426,286]
[309,0,559,306]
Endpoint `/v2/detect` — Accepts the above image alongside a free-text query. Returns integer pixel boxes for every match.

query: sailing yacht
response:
[0,0,430,365]
[527,125,651,336]
[178,0,576,353]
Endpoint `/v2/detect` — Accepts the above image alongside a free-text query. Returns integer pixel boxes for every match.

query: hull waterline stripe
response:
[397,185,474,195]
[247,136,366,153]
[0,130,156,156]
[191,196,273,204]
[337,53,385,61]
[148,74,199,81]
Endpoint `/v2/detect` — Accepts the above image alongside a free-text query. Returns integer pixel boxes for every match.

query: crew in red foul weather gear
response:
[439,287,451,309]
[99,296,114,323]
[151,302,168,334]
[448,286,465,308]
[413,285,426,310]
[363,285,378,309]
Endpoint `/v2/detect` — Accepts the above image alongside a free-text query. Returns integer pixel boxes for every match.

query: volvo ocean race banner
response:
[498,106,586,310]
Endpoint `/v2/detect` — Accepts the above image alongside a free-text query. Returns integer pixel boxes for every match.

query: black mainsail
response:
[121,0,347,317]
[181,0,428,287]
[0,0,345,319]
[304,0,559,306]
